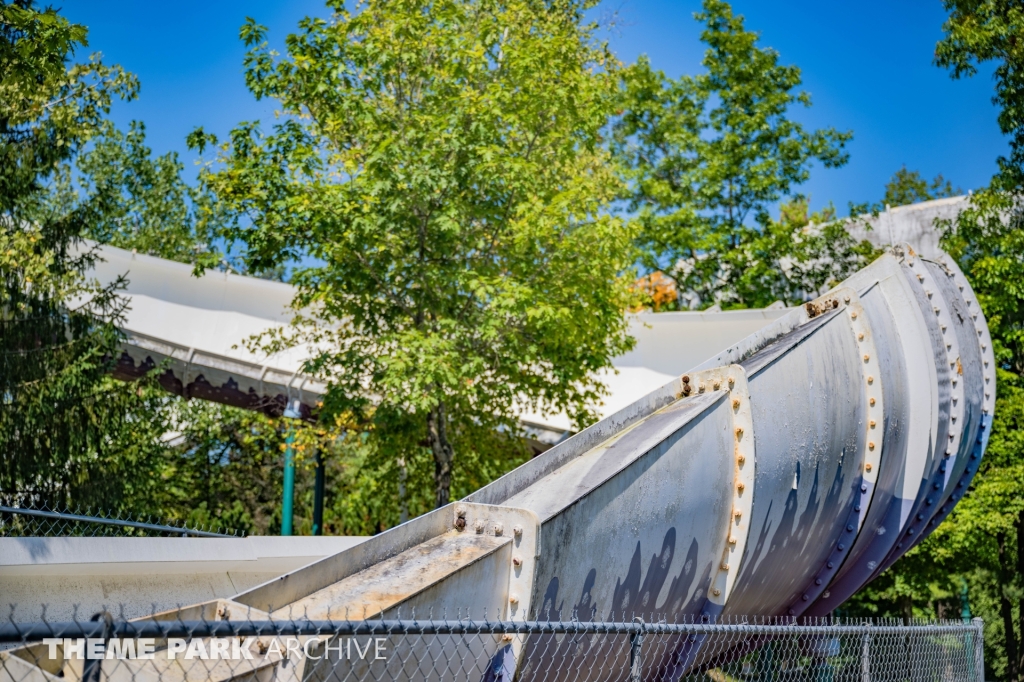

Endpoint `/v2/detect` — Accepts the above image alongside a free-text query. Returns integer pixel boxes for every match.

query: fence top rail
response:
[0,617,985,644]
[0,506,236,538]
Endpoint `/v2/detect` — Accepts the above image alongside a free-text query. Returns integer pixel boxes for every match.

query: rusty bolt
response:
[869,397,876,406]
[728,536,737,544]
[867,376,874,385]
[858,333,864,341]
[737,482,745,492]
[728,376,735,387]
[868,442,875,451]
[682,384,692,396]
[501,634,514,643]
[713,380,721,390]
[455,506,467,518]
[832,299,839,309]
[863,354,870,362]
[721,561,730,570]
[474,520,485,534]
[850,311,858,320]
[682,375,690,384]
[737,454,745,465]
[734,510,742,519]
[735,426,743,438]
[732,398,741,409]
[509,594,520,605]
[512,555,523,567]
[513,525,523,538]
[869,419,876,428]
[712,588,722,597]
[865,463,873,472]
[493,522,504,536]
[455,517,467,530]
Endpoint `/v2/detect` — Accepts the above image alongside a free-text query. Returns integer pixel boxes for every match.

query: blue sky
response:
[61,0,1005,215]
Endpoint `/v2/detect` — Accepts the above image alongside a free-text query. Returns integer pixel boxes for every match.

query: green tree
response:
[0,0,174,511]
[45,120,228,267]
[933,4,1024,679]
[191,0,636,508]
[849,165,961,215]
[613,0,853,310]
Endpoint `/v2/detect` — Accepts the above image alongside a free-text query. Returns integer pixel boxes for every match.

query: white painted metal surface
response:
[6,199,995,681]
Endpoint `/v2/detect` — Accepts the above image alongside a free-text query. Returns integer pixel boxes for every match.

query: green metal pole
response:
[281,429,296,536]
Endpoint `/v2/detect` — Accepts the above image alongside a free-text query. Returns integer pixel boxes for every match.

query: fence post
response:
[971,618,985,682]
[82,611,113,682]
[629,617,645,682]
[860,628,871,682]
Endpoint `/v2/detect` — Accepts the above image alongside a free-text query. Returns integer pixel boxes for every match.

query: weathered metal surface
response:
[10,244,995,682]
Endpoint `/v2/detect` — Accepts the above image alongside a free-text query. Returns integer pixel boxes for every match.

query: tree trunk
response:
[998,531,1021,682]
[427,402,455,509]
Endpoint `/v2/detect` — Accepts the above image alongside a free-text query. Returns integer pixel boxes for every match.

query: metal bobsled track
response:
[4,245,994,682]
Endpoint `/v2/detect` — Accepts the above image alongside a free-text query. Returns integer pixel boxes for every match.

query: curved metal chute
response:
[5,244,994,681]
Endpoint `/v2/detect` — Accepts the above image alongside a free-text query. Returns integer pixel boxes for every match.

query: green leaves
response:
[198,0,636,506]
[613,0,854,310]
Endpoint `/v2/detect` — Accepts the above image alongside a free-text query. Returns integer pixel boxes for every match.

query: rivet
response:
[867,376,874,385]
[844,295,851,303]
[494,522,504,536]
[729,536,737,544]
[734,510,742,519]
[713,588,722,597]
[802,594,810,601]
[735,427,744,438]
[513,525,523,537]
[512,556,523,567]
[869,420,876,428]
[737,454,745,465]
[861,485,868,493]
[510,594,520,605]
[474,520,486,533]
[837,543,845,550]
[868,442,875,451]
[927,290,933,298]
[870,398,876,406]
[713,380,721,390]
[699,383,706,393]
[721,561,730,570]
[737,482,745,492]
[865,462,873,471]
[847,525,854,532]
[863,354,870,362]
[732,398,741,409]
[823,591,831,598]
[851,311,858,320]
[455,506,467,518]
[858,333,864,341]
[728,377,735,387]
[455,517,467,530]
[682,375,690,384]
[917,273,924,281]
[827,562,834,569]
[815,578,822,586]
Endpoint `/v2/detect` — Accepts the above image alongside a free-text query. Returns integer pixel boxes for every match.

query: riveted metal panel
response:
[724,305,866,616]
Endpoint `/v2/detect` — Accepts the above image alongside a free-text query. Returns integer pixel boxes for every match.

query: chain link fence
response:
[0,608,984,682]
[0,497,240,538]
